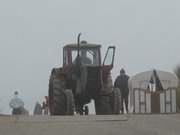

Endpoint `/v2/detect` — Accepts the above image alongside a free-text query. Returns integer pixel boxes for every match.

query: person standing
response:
[33,102,42,115]
[42,96,49,115]
[9,91,24,115]
[114,68,129,114]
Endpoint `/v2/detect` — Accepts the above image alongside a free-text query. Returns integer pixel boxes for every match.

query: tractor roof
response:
[64,43,101,49]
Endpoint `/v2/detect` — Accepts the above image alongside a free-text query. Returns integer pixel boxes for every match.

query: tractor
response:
[48,34,121,115]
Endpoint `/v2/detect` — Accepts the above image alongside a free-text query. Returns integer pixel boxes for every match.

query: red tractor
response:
[49,34,121,115]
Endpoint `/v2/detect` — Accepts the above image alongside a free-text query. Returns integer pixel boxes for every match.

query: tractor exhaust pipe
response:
[76,33,82,75]
[77,33,81,58]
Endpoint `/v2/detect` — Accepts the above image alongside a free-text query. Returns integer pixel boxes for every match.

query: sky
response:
[0,0,180,114]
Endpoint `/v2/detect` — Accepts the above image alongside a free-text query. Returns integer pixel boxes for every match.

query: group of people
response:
[33,96,49,115]
[9,91,49,115]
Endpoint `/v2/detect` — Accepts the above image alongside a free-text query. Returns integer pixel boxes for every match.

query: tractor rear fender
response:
[50,68,66,80]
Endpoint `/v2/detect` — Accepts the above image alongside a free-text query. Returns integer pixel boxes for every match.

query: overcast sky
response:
[0,0,180,114]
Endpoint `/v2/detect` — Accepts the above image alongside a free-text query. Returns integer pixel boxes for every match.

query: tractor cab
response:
[63,42,101,67]
[63,41,115,79]
[63,41,115,85]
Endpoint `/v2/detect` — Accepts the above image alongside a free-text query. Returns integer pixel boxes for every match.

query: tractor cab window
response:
[72,50,78,63]
[80,50,92,64]
[71,48,100,65]
[103,47,115,66]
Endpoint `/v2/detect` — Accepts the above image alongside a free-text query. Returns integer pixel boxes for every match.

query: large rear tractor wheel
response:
[95,96,112,115]
[95,73,121,115]
[64,89,75,115]
[95,88,121,115]
[49,68,74,115]
[110,88,121,114]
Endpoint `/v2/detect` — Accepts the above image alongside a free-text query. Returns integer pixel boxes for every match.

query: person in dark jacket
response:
[33,102,42,115]
[114,68,129,114]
